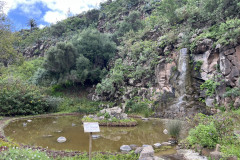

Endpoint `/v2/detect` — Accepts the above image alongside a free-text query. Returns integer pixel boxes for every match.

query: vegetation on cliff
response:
[0,0,240,158]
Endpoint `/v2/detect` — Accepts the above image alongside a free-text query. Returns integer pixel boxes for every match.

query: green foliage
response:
[73,28,116,84]
[187,122,218,148]
[56,95,101,114]
[73,29,116,68]
[167,121,182,139]
[82,116,137,124]
[221,145,240,158]
[186,112,238,155]
[0,31,21,67]
[0,148,52,160]
[96,59,126,97]
[191,19,240,50]
[223,87,240,98]
[44,42,76,74]
[0,79,59,116]
[0,58,44,81]
[200,79,220,96]
[104,112,111,119]
[58,151,138,160]
[194,61,203,71]
[41,29,116,86]
[125,96,153,117]
[27,18,37,32]
[50,22,66,37]
[116,11,144,37]
[0,139,19,149]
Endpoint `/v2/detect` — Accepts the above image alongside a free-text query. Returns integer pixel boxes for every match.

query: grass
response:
[0,147,139,160]
[82,116,137,126]
[167,120,182,139]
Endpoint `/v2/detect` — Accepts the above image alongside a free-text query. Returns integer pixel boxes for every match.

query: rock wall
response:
[154,39,240,118]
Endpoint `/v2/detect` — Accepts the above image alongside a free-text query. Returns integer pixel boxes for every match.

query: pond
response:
[4,115,176,153]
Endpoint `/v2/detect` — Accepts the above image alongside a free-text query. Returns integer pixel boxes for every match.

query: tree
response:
[0,1,20,67]
[44,42,77,74]
[73,28,116,69]
[27,18,37,32]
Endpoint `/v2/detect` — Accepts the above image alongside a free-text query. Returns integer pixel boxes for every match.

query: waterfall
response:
[173,48,191,110]
[177,48,190,96]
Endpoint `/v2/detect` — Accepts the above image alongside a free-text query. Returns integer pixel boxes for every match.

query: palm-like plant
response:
[27,18,37,32]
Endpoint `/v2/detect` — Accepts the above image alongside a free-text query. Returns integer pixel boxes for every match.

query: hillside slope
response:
[15,0,240,118]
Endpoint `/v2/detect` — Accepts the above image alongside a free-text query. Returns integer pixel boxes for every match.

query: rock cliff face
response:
[147,39,240,118]
[93,33,240,118]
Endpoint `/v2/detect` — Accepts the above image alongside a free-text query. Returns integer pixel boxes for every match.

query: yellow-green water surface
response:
[4,116,171,152]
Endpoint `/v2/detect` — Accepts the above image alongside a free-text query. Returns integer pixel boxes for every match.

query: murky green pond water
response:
[4,116,174,153]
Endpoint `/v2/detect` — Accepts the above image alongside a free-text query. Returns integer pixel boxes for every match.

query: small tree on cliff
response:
[27,18,37,32]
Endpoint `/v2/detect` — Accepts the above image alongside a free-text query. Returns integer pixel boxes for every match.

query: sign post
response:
[83,122,100,160]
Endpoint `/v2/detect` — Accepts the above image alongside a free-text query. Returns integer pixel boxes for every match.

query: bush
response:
[44,42,77,74]
[187,122,218,148]
[200,79,220,96]
[0,79,59,116]
[0,148,52,160]
[0,58,44,81]
[167,121,182,139]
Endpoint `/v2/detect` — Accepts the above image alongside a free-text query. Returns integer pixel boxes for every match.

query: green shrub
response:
[0,148,52,160]
[0,58,44,81]
[44,42,77,74]
[223,87,240,98]
[200,79,220,96]
[187,122,218,148]
[0,79,59,116]
[167,121,182,139]
[221,144,240,158]
[104,112,111,119]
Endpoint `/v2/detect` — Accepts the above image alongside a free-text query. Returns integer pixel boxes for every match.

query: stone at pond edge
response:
[92,135,100,139]
[142,144,152,148]
[161,142,171,146]
[27,120,32,122]
[135,147,143,154]
[120,145,132,152]
[57,137,67,143]
[139,145,154,160]
[153,143,161,149]
[130,144,138,150]
[142,118,149,121]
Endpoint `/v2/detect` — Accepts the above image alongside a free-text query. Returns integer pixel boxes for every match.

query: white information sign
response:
[84,122,100,133]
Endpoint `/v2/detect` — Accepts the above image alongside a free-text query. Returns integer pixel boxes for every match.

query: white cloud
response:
[43,11,66,24]
[2,0,107,23]
[38,24,46,29]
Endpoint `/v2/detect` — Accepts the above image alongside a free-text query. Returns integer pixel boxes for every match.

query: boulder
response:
[130,144,138,150]
[161,142,171,146]
[234,98,240,109]
[153,143,161,149]
[222,48,235,55]
[57,136,67,143]
[220,53,232,76]
[205,98,215,107]
[139,145,154,160]
[135,147,143,154]
[195,39,213,54]
[120,145,132,152]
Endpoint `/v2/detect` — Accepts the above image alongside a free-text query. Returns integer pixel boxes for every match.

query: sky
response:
[2,0,107,31]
